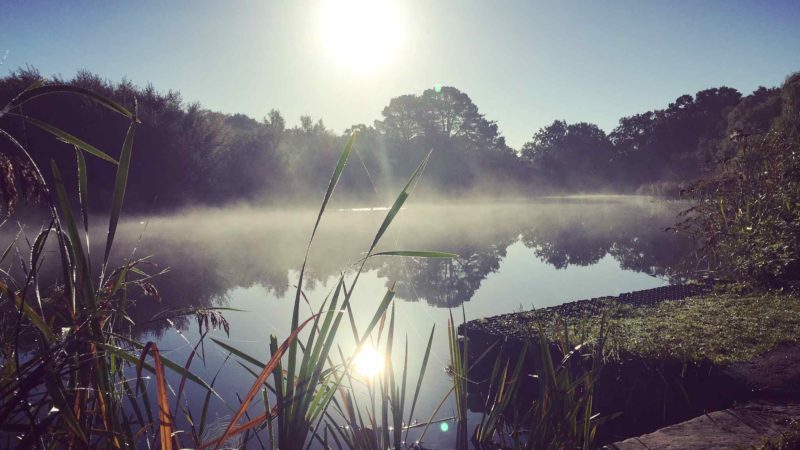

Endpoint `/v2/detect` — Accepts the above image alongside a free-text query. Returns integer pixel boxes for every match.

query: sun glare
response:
[353,344,384,378]
[318,0,405,74]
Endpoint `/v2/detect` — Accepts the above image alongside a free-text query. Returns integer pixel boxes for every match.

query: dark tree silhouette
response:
[1,66,798,211]
[521,121,616,190]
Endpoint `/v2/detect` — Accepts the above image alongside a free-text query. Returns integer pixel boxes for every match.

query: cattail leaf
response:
[3,82,134,120]
[51,160,95,308]
[14,113,118,164]
[103,118,135,267]
[369,149,432,254]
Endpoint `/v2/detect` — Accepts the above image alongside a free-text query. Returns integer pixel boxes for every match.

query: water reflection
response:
[377,238,514,308]
[3,199,691,336]
[117,199,689,331]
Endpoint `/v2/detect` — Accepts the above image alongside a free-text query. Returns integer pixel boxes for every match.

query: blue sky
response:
[1,0,799,148]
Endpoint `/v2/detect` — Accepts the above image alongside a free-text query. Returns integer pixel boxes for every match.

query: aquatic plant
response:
[452,316,605,450]
[0,80,456,449]
[0,79,607,450]
[677,75,800,289]
[0,79,156,448]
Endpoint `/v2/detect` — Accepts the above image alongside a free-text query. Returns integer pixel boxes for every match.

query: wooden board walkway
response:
[605,400,800,449]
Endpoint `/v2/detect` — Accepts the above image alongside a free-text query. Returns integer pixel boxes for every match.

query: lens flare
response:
[353,344,384,377]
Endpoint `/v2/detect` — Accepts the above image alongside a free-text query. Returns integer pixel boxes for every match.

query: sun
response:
[318,0,405,74]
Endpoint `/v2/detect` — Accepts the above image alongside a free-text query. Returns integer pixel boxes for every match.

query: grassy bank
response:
[520,292,800,365]
[607,292,800,364]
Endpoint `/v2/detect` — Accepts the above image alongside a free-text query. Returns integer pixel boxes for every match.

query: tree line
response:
[677,72,800,288]
[0,67,797,212]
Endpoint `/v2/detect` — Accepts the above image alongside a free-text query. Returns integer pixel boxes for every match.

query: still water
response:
[104,197,688,448]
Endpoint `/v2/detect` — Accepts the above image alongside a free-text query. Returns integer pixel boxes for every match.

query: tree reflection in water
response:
[1,199,692,336]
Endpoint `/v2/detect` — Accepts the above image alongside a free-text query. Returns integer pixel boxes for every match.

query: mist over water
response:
[1,196,690,448]
[4,196,688,333]
[95,197,685,319]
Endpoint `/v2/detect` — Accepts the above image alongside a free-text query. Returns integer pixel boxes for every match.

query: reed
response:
[0,80,457,449]
[434,311,606,450]
[0,80,605,450]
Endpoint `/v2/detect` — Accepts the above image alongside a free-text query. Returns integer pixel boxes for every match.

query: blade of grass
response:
[2,83,134,119]
[41,364,88,445]
[75,148,91,266]
[416,385,456,444]
[291,281,344,430]
[0,228,22,265]
[197,355,229,446]
[269,335,286,443]
[404,324,435,443]
[50,161,95,309]
[286,131,356,432]
[367,149,432,254]
[2,284,56,343]
[399,335,408,440]
[139,342,174,450]
[101,341,226,406]
[382,304,396,448]
[210,338,268,369]
[10,113,118,164]
[103,117,136,268]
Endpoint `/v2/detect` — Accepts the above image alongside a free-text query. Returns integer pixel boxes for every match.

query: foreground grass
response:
[529,292,800,365]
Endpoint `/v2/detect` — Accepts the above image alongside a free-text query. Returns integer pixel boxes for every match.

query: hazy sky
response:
[2,0,799,148]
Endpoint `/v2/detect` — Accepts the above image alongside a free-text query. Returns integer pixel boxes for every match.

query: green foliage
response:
[325,309,437,450]
[375,86,506,152]
[610,87,743,184]
[682,132,800,287]
[0,79,198,448]
[451,315,605,450]
[777,72,800,141]
[520,336,604,450]
[671,72,800,288]
[519,86,745,191]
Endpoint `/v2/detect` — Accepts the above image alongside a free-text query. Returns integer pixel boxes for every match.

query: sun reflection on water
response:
[353,344,384,378]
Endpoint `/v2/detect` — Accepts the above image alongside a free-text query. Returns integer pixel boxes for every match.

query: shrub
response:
[680,130,800,288]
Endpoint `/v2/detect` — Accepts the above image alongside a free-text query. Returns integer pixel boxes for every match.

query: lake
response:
[18,196,691,448]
